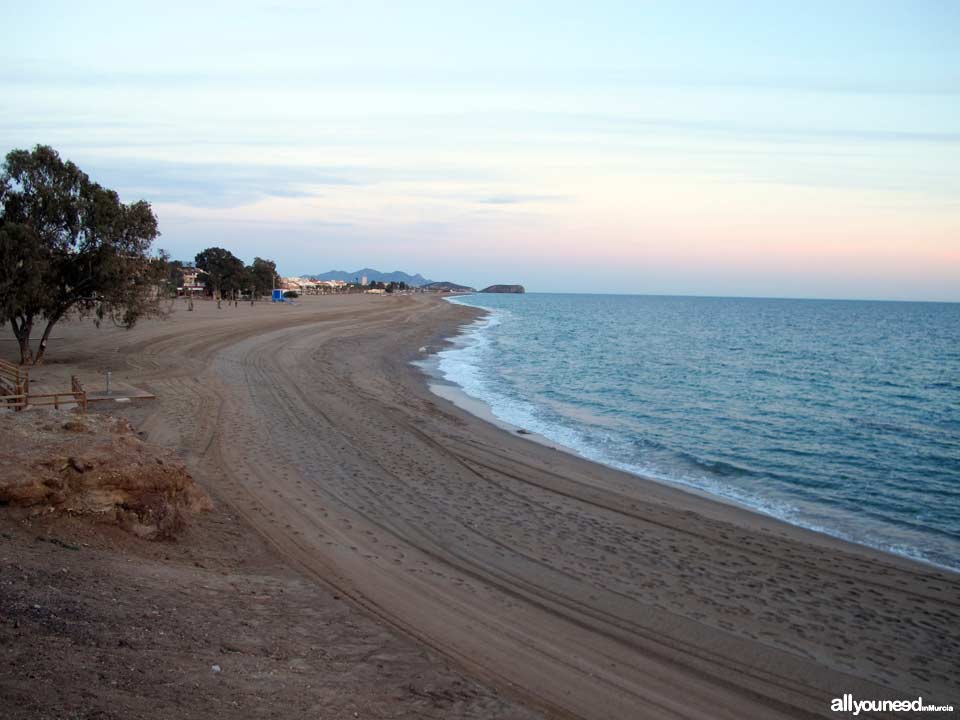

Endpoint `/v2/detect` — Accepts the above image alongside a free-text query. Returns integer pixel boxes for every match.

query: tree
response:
[166,258,186,289]
[0,223,48,362]
[0,145,167,364]
[247,257,279,298]
[195,247,245,302]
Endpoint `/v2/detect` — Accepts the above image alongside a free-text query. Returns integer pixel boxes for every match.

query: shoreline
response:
[9,293,959,719]
[424,297,960,576]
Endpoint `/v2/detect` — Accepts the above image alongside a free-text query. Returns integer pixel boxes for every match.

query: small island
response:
[480,284,525,294]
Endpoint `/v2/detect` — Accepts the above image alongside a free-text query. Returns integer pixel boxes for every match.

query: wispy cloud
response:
[478,193,568,205]
[77,159,362,208]
[3,61,958,97]
[539,113,960,146]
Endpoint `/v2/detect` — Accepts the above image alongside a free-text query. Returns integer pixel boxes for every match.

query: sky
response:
[3,0,959,300]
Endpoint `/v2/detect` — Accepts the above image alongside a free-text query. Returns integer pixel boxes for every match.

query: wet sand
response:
[22,293,960,719]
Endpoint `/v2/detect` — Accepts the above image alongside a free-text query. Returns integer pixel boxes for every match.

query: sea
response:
[422,293,960,571]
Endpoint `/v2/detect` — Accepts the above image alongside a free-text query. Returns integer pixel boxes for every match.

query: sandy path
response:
[38,294,960,719]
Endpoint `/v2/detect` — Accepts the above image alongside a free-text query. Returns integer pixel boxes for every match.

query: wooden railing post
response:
[0,360,28,393]
[70,376,87,414]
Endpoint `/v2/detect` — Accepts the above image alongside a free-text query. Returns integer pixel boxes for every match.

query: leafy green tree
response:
[247,257,279,298]
[195,247,245,301]
[0,223,48,361]
[166,258,185,289]
[0,145,166,364]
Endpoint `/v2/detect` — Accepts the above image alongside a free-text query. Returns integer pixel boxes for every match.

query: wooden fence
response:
[0,373,86,413]
[0,359,29,395]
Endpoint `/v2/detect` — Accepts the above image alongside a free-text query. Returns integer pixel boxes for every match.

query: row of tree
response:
[171,250,279,300]
[0,145,282,364]
[367,280,408,293]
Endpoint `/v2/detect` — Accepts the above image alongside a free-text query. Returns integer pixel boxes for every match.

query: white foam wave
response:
[432,297,959,573]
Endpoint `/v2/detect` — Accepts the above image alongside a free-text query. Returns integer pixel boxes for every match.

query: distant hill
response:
[308,268,434,286]
[422,281,475,292]
[480,284,525,294]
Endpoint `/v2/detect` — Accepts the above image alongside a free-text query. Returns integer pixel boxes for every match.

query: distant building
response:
[279,277,351,294]
[361,275,368,286]
[317,279,347,292]
[179,266,207,297]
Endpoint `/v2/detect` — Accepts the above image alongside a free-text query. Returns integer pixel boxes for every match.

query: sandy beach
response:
[4,293,958,719]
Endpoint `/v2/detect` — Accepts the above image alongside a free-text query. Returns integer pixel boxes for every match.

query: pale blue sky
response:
[3,1,958,299]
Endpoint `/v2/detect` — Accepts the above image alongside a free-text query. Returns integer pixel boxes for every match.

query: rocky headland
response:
[479,284,525,293]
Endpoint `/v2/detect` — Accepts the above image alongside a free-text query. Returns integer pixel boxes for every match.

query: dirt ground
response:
[0,438,538,720]
[2,297,538,720]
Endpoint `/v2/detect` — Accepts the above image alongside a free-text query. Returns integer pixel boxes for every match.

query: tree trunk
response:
[33,313,63,365]
[12,315,34,365]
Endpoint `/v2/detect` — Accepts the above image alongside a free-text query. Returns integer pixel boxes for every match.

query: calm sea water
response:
[430,294,960,570]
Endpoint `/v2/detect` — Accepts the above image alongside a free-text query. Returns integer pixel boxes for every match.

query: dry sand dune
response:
[21,294,960,719]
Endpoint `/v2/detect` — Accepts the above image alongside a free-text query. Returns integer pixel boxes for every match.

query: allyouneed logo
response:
[831,694,955,715]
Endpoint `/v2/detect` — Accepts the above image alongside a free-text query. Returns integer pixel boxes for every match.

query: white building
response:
[280,277,304,292]
[179,267,207,296]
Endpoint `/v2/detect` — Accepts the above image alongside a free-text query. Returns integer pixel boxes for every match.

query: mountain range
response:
[308,268,434,286]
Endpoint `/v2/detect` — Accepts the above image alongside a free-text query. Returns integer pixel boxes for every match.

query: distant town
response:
[174,258,477,299]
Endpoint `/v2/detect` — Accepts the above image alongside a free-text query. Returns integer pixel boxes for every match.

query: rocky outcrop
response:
[479,285,525,294]
[0,410,212,539]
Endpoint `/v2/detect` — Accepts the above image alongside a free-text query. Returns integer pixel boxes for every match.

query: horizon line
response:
[452,289,960,304]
